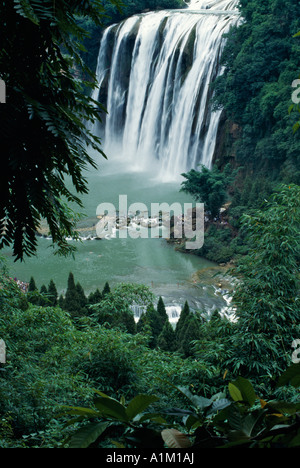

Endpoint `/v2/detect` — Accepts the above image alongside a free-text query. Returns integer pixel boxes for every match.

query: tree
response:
[212,0,300,184]
[39,284,49,307]
[144,303,162,349]
[48,280,58,307]
[76,282,87,310]
[28,277,37,293]
[58,294,65,309]
[0,0,123,261]
[181,164,236,218]
[102,282,111,297]
[157,321,177,352]
[64,272,85,319]
[91,292,137,334]
[175,301,191,344]
[27,276,40,305]
[180,316,202,358]
[224,184,300,379]
[137,312,151,335]
[88,289,102,305]
[156,297,169,330]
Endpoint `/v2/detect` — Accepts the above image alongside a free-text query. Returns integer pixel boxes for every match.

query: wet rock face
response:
[212,116,241,168]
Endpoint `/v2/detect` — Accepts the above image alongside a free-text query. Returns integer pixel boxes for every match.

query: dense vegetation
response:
[213,0,300,184]
[175,0,300,264]
[0,0,299,450]
[0,0,122,261]
[0,184,299,448]
[0,184,299,447]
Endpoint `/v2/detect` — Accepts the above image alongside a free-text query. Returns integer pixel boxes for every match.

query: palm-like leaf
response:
[0,0,123,260]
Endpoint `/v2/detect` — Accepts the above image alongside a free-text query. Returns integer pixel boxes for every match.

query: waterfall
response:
[131,303,182,324]
[92,0,240,181]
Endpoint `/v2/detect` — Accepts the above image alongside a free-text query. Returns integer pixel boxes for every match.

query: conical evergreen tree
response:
[121,311,137,335]
[39,285,48,307]
[64,272,81,318]
[175,301,191,344]
[88,289,102,305]
[48,279,58,307]
[145,303,166,349]
[28,277,37,292]
[144,304,157,348]
[137,312,150,334]
[180,316,201,358]
[157,320,176,352]
[58,294,65,309]
[76,282,87,307]
[102,281,111,297]
[27,276,39,305]
[157,296,168,329]
[75,282,88,316]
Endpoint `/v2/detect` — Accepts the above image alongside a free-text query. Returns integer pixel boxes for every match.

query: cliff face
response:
[212,112,241,170]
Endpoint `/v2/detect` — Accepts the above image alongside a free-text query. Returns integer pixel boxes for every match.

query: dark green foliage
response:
[27,276,40,305]
[58,294,65,309]
[0,0,126,261]
[222,184,300,379]
[137,311,150,332]
[88,289,102,305]
[144,301,168,349]
[28,277,37,292]
[179,316,202,358]
[157,320,177,352]
[48,279,58,307]
[175,301,191,343]
[102,281,111,297]
[195,225,235,264]
[38,284,49,307]
[64,273,88,319]
[76,283,88,309]
[187,174,276,263]
[143,304,159,348]
[156,296,169,329]
[62,365,300,448]
[181,164,237,218]
[91,292,137,334]
[213,0,300,183]
[64,273,77,312]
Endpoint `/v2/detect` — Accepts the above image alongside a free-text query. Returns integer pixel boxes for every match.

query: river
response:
[3,150,231,315]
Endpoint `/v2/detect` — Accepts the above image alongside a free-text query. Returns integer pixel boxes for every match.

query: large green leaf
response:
[229,377,257,406]
[177,386,212,410]
[228,383,243,402]
[126,395,159,421]
[61,406,99,418]
[276,364,300,389]
[266,401,300,415]
[67,421,109,448]
[94,397,128,422]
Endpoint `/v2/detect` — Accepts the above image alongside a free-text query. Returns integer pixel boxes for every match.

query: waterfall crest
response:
[92,0,240,181]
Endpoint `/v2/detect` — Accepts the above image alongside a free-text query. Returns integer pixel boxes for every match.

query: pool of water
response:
[3,151,230,312]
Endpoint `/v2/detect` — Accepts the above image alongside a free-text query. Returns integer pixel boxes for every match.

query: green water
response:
[3,151,228,312]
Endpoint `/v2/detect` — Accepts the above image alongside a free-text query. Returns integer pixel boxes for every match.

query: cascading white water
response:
[92,0,240,181]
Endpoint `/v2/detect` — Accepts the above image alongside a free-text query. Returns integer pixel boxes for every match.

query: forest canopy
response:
[213,0,300,183]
